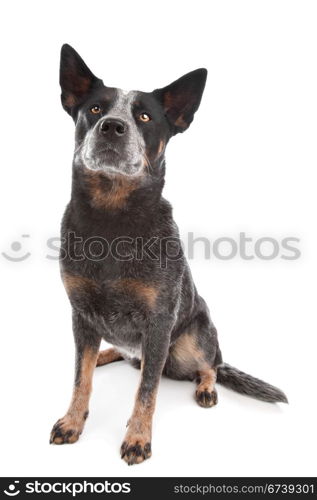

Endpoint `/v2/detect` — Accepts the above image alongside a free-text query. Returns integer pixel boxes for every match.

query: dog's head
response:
[60,44,207,179]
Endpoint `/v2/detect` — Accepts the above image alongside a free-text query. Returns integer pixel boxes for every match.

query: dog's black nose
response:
[99,118,126,137]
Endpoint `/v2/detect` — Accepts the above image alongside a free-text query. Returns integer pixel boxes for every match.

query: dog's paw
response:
[195,388,218,408]
[49,414,87,444]
[120,437,152,465]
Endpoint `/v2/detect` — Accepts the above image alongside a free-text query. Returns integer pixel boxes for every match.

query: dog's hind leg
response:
[96,348,123,367]
[164,308,222,408]
[195,367,218,408]
[165,332,219,408]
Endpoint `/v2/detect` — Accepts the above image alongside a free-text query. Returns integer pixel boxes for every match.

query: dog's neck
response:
[70,161,166,221]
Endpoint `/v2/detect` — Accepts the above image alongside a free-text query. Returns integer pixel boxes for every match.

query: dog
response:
[50,44,287,465]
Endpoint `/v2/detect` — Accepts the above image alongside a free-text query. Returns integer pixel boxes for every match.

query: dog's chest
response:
[102,324,142,361]
[115,344,142,360]
[97,301,144,360]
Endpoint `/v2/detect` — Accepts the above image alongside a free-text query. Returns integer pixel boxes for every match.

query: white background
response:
[1,0,316,477]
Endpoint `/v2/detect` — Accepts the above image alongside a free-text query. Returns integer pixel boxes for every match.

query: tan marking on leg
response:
[121,391,156,465]
[50,348,99,444]
[172,332,205,365]
[68,348,98,417]
[112,278,158,308]
[96,348,123,367]
[197,368,217,392]
[84,171,140,210]
[196,367,218,408]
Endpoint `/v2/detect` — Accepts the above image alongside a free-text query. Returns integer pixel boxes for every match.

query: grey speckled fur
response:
[217,364,288,403]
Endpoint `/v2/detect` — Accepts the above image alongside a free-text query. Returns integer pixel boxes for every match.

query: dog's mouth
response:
[93,144,120,158]
[99,144,119,154]
[79,134,144,177]
[85,143,124,169]
[82,148,143,177]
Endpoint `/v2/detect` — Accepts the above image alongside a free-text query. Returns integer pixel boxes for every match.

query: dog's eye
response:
[139,113,151,122]
[90,105,101,115]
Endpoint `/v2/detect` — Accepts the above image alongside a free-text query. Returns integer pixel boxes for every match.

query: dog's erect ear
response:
[60,44,103,115]
[153,68,207,134]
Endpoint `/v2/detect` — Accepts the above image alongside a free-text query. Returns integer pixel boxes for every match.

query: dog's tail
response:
[216,363,288,403]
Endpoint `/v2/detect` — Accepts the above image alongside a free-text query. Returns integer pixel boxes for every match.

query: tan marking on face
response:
[61,272,99,295]
[85,171,140,210]
[157,140,165,156]
[112,278,158,308]
[96,348,123,367]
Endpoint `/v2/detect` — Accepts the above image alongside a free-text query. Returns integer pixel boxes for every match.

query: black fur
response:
[50,44,287,464]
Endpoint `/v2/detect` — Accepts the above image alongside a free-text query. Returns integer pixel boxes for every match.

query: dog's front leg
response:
[121,318,172,465]
[50,311,101,444]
